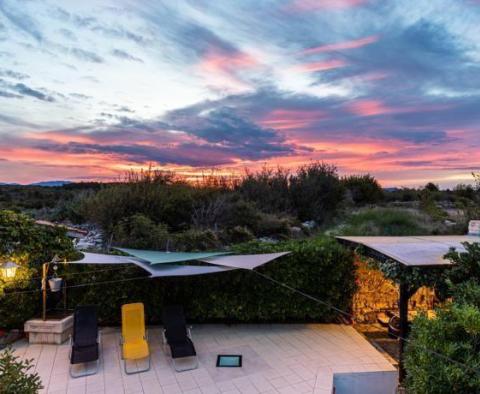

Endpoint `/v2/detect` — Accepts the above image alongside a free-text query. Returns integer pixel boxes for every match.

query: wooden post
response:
[42,262,48,321]
[398,281,409,384]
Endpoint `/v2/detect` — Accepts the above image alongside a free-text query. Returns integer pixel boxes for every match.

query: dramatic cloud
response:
[0,0,479,186]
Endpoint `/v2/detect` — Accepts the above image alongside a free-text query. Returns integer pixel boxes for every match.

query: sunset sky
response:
[0,0,479,187]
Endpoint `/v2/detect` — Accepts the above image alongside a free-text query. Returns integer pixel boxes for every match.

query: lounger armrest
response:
[187,326,193,339]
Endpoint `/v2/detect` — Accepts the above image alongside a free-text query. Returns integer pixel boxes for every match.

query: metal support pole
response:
[42,262,48,321]
[63,279,67,313]
[398,281,409,384]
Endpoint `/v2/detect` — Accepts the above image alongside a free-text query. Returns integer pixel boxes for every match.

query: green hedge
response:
[66,237,356,325]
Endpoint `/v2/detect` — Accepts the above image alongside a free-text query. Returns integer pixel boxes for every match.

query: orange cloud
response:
[302,35,379,55]
[26,131,94,144]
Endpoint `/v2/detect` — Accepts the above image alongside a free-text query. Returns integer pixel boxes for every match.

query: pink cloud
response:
[302,35,379,55]
[197,46,259,91]
[289,0,368,11]
[347,99,392,116]
[293,58,347,72]
[346,99,454,117]
[260,109,328,130]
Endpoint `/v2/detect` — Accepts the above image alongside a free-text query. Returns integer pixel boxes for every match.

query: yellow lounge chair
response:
[120,302,150,374]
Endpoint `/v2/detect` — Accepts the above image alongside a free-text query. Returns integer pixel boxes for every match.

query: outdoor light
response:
[216,355,242,368]
[0,261,19,279]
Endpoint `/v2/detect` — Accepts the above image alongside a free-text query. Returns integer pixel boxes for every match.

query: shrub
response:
[237,167,291,214]
[0,347,42,394]
[0,210,75,328]
[405,302,480,393]
[337,208,431,236]
[113,214,169,250]
[223,226,255,244]
[290,162,345,224]
[66,237,356,324]
[172,229,220,251]
[82,172,196,235]
[405,243,480,393]
[442,242,480,297]
[342,174,384,205]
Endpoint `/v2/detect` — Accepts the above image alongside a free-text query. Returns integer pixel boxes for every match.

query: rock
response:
[301,220,317,230]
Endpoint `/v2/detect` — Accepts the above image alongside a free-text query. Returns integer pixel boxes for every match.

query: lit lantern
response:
[0,261,19,279]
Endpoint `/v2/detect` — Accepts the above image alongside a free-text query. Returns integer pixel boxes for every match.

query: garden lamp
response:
[0,261,19,279]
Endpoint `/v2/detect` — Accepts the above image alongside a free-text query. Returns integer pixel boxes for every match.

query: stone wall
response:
[353,259,435,323]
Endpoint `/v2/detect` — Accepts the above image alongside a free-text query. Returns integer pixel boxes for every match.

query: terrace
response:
[11,324,396,394]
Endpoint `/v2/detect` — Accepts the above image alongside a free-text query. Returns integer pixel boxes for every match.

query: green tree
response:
[289,162,345,224]
[342,174,384,205]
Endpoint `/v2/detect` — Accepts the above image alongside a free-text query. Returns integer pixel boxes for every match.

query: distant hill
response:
[29,180,73,187]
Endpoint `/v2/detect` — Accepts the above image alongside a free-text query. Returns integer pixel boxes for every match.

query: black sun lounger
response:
[69,305,100,378]
[162,305,198,372]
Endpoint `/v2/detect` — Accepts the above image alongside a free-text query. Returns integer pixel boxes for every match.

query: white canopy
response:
[68,249,289,277]
[337,235,479,266]
[202,252,290,270]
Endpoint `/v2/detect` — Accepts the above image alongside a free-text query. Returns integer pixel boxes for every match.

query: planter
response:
[48,277,63,292]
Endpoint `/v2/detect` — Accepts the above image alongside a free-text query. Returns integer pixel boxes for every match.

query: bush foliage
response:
[342,174,384,205]
[405,302,480,393]
[0,210,76,328]
[336,208,432,236]
[0,347,43,394]
[405,242,480,393]
[66,237,356,324]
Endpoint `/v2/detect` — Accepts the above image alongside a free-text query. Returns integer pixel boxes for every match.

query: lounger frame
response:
[162,325,199,372]
[69,333,101,378]
[120,330,151,375]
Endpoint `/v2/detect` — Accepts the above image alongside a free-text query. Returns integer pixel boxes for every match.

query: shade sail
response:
[202,252,290,270]
[68,252,232,277]
[115,248,229,264]
[69,252,140,265]
[67,249,289,277]
[336,235,479,266]
[147,264,233,277]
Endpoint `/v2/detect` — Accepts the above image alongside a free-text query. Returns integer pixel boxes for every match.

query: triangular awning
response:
[68,249,289,277]
[202,252,290,270]
[115,248,229,264]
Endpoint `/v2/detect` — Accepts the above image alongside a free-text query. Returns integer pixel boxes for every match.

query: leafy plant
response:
[405,300,480,393]
[0,210,75,328]
[0,347,42,394]
[405,243,480,393]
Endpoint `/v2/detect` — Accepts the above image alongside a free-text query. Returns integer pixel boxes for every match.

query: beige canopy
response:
[336,235,479,266]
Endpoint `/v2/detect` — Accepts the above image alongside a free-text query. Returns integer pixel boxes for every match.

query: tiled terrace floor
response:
[11,324,396,394]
